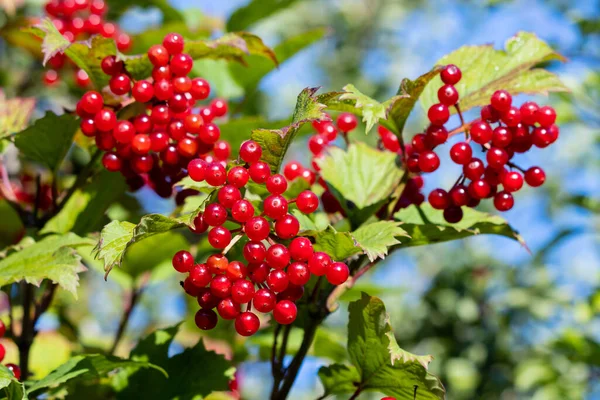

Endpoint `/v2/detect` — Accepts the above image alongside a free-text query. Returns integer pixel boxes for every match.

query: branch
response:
[109,275,149,354]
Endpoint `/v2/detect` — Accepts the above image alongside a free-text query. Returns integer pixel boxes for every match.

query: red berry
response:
[440,64,462,85]
[109,73,131,95]
[217,298,240,320]
[80,118,96,137]
[501,106,521,127]
[199,123,220,144]
[160,145,180,165]
[326,262,349,285]
[235,312,260,336]
[426,125,448,146]
[283,161,303,180]
[248,262,269,284]
[486,147,509,169]
[437,84,459,105]
[204,203,228,226]
[288,262,310,286]
[470,120,492,144]
[274,214,300,239]
[450,185,469,206]
[80,91,104,114]
[249,162,271,183]
[208,226,232,249]
[173,76,192,93]
[273,300,297,324]
[101,55,123,76]
[427,103,450,125]
[532,126,558,148]
[243,241,267,263]
[468,179,491,199]
[133,114,152,133]
[188,159,207,182]
[226,261,248,281]
[131,154,154,173]
[494,191,514,211]
[148,44,169,67]
[443,206,463,223]
[502,171,523,192]
[213,140,231,160]
[308,252,331,276]
[102,152,122,172]
[525,166,545,187]
[245,217,270,241]
[43,70,59,86]
[217,185,242,208]
[450,142,472,164]
[195,309,218,330]
[113,121,135,144]
[240,140,262,164]
[170,53,193,76]
[264,195,288,219]
[75,69,90,87]
[131,134,151,155]
[267,270,289,293]
[173,250,194,273]
[189,264,211,287]
[296,190,319,214]
[190,213,209,234]
[197,287,220,309]
[266,244,290,270]
[520,101,539,125]
[151,104,171,125]
[265,174,287,195]
[491,126,513,148]
[227,166,250,188]
[418,151,440,173]
[308,135,328,155]
[428,189,450,210]
[231,279,255,304]
[300,169,316,185]
[205,162,227,186]
[481,105,500,122]
[0,320,6,337]
[210,99,228,117]
[337,112,358,132]
[163,32,185,54]
[152,65,171,81]
[490,90,512,112]
[6,364,20,380]
[190,78,210,100]
[211,275,232,298]
[207,254,228,274]
[537,106,556,127]
[94,109,117,132]
[463,158,485,180]
[254,289,277,313]
[288,237,313,262]
[231,199,255,222]
[381,131,400,152]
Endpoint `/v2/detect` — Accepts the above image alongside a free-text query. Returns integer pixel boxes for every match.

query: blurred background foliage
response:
[0,0,598,399]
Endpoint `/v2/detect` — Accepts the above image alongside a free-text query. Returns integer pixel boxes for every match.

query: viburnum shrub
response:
[76,33,229,196]
[42,0,131,86]
[173,140,348,335]
[3,14,572,399]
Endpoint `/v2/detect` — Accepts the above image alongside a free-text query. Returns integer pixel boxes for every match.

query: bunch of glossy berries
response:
[282,112,358,214]
[75,33,230,196]
[0,321,20,380]
[172,140,350,336]
[404,64,555,223]
[43,0,131,87]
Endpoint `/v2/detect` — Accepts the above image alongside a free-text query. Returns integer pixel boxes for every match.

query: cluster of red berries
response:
[43,0,131,87]
[0,321,21,380]
[406,64,556,223]
[282,112,358,214]
[75,33,230,196]
[172,141,350,336]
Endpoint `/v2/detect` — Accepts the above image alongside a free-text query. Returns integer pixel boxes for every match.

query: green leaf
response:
[118,325,233,400]
[94,214,191,277]
[41,171,128,236]
[352,221,408,261]
[319,293,446,399]
[251,87,328,172]
[173,176,213,194]
[105,0,184,23]
[27,354,165,395]
[0,93,36,140]
[226,0,299,31]
[291,209,329,232]
[26,21,118,89]
[125,32,278,82]
[0,364,27,400]
[121,232,189,278]
[13,112,79,172]
[301,226,361,261]
[388,67,442,135]
[0,233,93,297]
[317,142,403,210]
[336,84,406,133]
[219,117,289,158]
[393,203,525,247]
[421,32,568,113]
[229,28,327,93]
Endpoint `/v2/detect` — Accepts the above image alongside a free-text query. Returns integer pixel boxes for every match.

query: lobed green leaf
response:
[352,221,409,261]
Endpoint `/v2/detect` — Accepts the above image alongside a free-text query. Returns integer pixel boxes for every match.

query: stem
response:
[109,281,145,355]
[270,324,283,399]
[278,324,292,370]
[17,283,34,380]
[348,386,362,400]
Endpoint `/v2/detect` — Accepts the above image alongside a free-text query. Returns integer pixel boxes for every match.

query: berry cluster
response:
[43,0,131,87]
[75,33,230,196]
[282,112,358,214]
[407,64,556,223]
[0,321,21,380]
[173,141,350,336]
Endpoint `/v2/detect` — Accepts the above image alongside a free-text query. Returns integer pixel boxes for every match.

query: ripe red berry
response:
[190,213,209,234]
[428,189,450,210]
[501,106,521,127]
[173,250,194,273]
[273,300,297,324]
[263,195,288,219]
[207,254,228,274]
[205,162,227,186]
[43,69,59,86]
[274,214,300,239]
[532,126,558,148]
[326,262,349,285]
[197,287,220,309]
[288,262,310,286]
[450,142,472,164]
[418,151,440,173]
[494,191,514,211]
[427,103,450,125]
[449,185,469,206]
[440,64,462,85]
[151,104,171,125]
[80,118,96,137]
[481,105,500,122]
[265,174,288,195]
[308,252,331,276]
[173,76,192,93]
[243,241,267,263]
[254,288,277,313]
[288,237,313,261]
[437,84,459,105]
[170,53,193,76]
[131,154,154,173]
[101,55,123,76]
[308,135,328,155]
[525,166,545,187]
[468,179,491,199]
[6,364,20,380]
[443,206,463,223]
[190,78,211,100]
[486,147,509,169]
[231,199,255,223]
[245,216,270,241]
[231,280,255,304]
[217,298,240,320]
[226,261,248,281]
[337,112,358,132]
[188,159,207,182]
[240,140,263,164]
[520,101,539,125]
[426,125,448,146]
[491,126,513,148]
[210,99,228,117]
[502,171,523,192]
[283,161,303,180]
[199,123,220,144]
[235,312,260,336]
[296,190,319,214]
[210,275,232,298]
[204,203,228,226]
[195,309,218,330]
[152,65,171,81]
[109,73,131,95]
[266,244,290,270]
[131,134,151,155]
[163,32,185,54]
[133,114,152,133]
[80,91,104,114]
[0,320,6,337]
[189,264,211,287]
[537,105,556,127]
[102,152,122,172]
[147,44,169,67]
[267,270,289,293]
[227,166,250,188]
[381,131,400,152]
[94,109,117,132]
[213,140,231,160]
[490,90,512,112]
[463,158,485,180]
[208,226,232,249]
[217,185,242,208]
[75,69,90,87]
[470,120,493,144]
[249,162,271,183]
